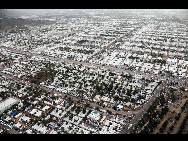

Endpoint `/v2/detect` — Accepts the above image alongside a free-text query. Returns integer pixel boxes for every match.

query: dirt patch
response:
[153,111,172,134]
[28,68,56,85]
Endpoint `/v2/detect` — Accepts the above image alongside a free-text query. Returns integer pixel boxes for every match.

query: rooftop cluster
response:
[0,10,188,134]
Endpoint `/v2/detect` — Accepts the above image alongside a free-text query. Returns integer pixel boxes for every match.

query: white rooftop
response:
[0,97,20,114]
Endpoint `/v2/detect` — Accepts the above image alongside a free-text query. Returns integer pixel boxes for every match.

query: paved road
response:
[0,122,20,134]
[0,71,170,134]
[120,77,187,134]
[0,70,167,118]
[1,46,187,134]
[120,83,164,134]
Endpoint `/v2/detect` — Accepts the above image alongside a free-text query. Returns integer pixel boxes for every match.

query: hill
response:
[0,9,55,32]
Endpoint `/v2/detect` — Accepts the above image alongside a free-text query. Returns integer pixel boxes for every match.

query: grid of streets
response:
[0,9,188,134]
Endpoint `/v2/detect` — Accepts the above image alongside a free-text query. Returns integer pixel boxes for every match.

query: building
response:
[0,97,20,114]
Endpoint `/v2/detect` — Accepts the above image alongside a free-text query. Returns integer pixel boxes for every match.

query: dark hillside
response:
[0,9,55,32]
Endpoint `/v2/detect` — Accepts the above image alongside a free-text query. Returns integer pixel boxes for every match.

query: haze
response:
[6,9,185,15]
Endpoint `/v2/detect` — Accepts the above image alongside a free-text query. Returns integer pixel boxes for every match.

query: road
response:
[0,69,171,117]
[120,83,164,134]
[0,46,187,134]
[0,122,20,134]
[120,76,188,134]
[0,45,165,80]
[0,69,175,134]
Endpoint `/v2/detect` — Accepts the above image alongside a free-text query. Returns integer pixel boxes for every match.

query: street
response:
[0,46,187,134]
[0,122,19,134]
[120,83,164,134]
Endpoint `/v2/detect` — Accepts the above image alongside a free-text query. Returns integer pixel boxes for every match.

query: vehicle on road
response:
[127,124,132,130]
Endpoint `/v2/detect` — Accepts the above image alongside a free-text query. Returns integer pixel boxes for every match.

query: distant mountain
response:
[175,10,188,20]
[0,9,55,32]
[0,9,25,18]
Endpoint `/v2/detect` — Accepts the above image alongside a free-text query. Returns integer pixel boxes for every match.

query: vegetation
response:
[132,93,170,134]
[28,62,57,84]
[0,10,54,32]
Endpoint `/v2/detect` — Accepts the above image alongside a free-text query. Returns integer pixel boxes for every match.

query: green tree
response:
[83,115,87,122]
[83,107,86,114]
[159,94,165,106]
[126,88,132,97]
[81,130,84,134]
[171,93,177,102]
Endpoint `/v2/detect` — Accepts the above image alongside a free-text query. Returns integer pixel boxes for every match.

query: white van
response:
[127,124,132,130]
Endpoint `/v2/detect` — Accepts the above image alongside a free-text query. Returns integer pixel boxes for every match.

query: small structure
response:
[1,115,7,120]
[10,111,19,117]
[88,111,100,121]
[0,97,20,114]
[46,122,58,130]
[30,108,42,117]
[117,104,123,110]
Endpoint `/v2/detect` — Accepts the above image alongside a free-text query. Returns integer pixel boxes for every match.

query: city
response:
[0,9,188,134]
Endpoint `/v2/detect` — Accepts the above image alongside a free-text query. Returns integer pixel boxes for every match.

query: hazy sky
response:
[6,9,174,13]
[6,9,64,13]
[5,9,184,16]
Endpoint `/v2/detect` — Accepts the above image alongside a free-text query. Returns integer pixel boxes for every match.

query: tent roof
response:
[2,115,7,119]
[93,111,97,114]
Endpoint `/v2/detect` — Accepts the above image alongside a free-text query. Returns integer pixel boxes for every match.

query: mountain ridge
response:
[0,9,54,32]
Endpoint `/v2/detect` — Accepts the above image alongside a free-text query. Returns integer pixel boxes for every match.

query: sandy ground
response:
[153,90,188,134]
